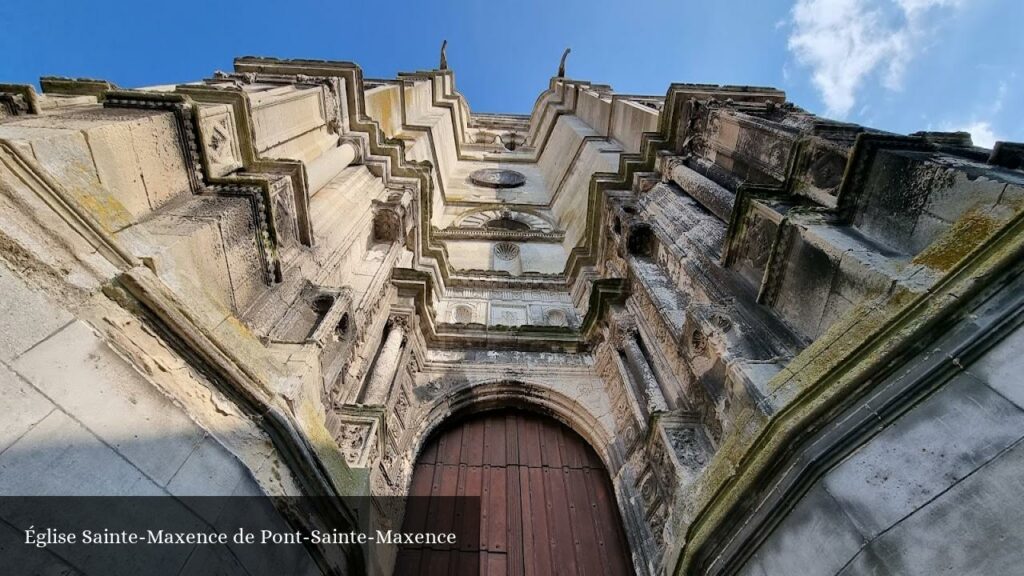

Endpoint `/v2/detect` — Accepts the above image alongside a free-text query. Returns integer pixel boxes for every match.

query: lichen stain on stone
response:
[75,191,133,232]
[912,209,1000,271]
[221,314,259,342]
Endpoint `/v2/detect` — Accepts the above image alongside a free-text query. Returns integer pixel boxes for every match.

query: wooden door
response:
[395,409,634,575]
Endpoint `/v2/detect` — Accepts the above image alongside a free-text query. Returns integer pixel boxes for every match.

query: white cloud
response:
[788,0,962,117]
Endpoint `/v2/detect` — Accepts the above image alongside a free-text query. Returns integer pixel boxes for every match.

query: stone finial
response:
[439,40,448,70]
[557,48,571,78]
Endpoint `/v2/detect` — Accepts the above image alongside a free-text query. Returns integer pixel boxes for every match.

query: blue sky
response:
[1,0,1020,147]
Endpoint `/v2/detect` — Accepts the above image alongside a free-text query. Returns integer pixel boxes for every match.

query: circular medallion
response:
[469,168,526,189]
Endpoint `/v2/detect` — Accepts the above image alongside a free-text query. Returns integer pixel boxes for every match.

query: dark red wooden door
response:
[395,409,635,575]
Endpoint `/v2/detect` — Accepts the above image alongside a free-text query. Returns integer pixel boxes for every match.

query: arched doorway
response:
[395,409,634,575]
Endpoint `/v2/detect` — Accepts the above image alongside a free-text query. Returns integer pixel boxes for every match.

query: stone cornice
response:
[392,267,629,352]
[432,227,565,242]
[230,57,452,290]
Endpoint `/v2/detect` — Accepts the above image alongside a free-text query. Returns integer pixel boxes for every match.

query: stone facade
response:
[1,58,1023,576]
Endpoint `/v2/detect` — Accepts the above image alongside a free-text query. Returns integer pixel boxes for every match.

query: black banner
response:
[0,496,481,575]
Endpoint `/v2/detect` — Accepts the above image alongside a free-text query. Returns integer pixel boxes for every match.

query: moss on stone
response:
[913,209,1001,271]
[297,398,366,496]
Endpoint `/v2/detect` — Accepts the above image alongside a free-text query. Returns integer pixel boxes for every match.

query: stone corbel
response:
[610,311,639,350]
[371,187,414,244]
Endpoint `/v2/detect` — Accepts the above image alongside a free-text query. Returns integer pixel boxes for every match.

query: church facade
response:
[1,53,1023,575]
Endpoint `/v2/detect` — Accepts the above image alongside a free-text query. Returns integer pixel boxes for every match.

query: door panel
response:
[396,410,634,575]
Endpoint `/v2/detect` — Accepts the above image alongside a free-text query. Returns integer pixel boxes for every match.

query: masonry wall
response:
[0,261,323,574]
[736,295,1024,576]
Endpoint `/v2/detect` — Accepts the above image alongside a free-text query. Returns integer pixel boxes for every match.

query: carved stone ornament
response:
[469,168,526,189]
[666,426,707,470]
[611,315,638,349]
[545,308,568,327]
[452,304,474,323]
[493,242,521,261]
[690,328,709,355]
[338,423,372,467]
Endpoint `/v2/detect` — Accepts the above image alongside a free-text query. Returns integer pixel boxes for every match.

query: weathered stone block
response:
[82,120,154,217]
[0,410,155,495]
[773,232,838,339]
[0,264,73,363]
[126,112,192,209]
[0,363,54,454]
[12,321,206,486]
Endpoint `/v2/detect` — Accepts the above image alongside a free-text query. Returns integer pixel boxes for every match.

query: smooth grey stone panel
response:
[970,326,1024,411]
[0,362,53,454]
[0,410,156,496]
[755,484,866,576]
[840,440,1024,576]
[823,374,1024,538]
